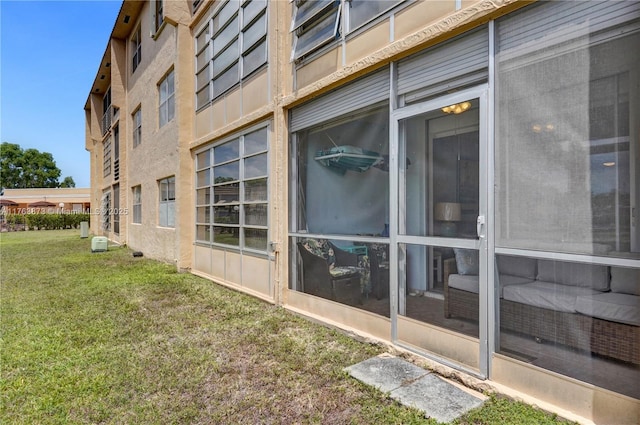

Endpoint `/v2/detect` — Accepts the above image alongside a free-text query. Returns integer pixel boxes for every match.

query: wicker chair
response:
[327,241,359,267]
[297,242,362,305]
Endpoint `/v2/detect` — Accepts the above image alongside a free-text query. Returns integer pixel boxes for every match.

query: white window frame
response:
[132,107,142,148]
[131,24,142,72]
[195,22,212,108]
[291,0,340,61]
[158,176,175,228]
[159,70,175,127]
[154,0,164,33]
[132,185,142,224]
[195,123,270,252]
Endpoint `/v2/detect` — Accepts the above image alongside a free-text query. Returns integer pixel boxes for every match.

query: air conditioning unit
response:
[91,236,108,253]
[80,221,89,238]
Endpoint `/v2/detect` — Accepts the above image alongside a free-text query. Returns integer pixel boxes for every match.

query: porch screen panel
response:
[495,1,640,256]
[397,27,488,103]
[289,68,389,132]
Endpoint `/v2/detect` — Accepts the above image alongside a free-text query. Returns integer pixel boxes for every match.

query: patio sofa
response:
[444,251,640,365]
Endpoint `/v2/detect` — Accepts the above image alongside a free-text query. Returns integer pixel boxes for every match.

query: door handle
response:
[477,215,485,239]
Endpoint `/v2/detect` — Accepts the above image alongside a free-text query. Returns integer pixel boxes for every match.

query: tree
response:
[60,176,76,188]
[0,143,23,188]
[0,142,65,189]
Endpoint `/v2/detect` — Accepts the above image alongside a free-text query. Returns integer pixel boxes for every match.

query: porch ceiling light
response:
[532,123,555,133]
[603,162,616,167]
[442,101,471,114]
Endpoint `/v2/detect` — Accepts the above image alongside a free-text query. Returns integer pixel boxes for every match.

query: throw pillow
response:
[610,267,640,295]
[454,248,479,275]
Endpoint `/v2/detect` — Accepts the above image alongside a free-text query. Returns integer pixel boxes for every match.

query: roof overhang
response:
[84,1,145,110]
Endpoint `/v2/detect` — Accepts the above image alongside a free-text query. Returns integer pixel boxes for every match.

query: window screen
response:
[495,1,640,257]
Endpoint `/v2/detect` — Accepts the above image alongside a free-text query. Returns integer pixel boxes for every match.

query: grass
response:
[0,230,577,424]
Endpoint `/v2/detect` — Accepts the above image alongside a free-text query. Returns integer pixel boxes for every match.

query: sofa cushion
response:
[449,273,533,297]
[499,274,535,294]
[448,274,479,294]
[453,249,479,275]
[329,266,361,279]
[536,259,609,291]
[575,292,640,326]
[497,255,537,280]
[503,280,601,313]
[610,267,640,296]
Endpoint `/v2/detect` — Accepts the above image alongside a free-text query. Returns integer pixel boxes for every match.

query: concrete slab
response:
[345,356,429,393]
[392,373,485,423]
[345,355,485,423]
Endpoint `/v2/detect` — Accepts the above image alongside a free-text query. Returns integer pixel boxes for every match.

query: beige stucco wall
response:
[175,21,196,271]
[83,1,192,262]
[394,0,457,41]
[295,46,342,90]
[126,10,180,262]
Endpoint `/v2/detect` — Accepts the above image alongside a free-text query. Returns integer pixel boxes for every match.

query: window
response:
[158,176,175,227]
[290,0,405,61]
[195,23,211,108]
[193,0,203,14]
[159,70,175,127]
[113,125,120,181]
[132,107,142,147]
[102,87,112,135]
[495,1,639,258]
[291,0,340,61]
[195,125,269,250]
[494,1,640,399]
[195,0,268,109]
[292,106,389,236]
[154,0,164,33]
[101,190,111,232]
[241,0,268,77]
[113,184,120,235]
[103,137,112,178]
[131,25,141,72]
[195,150,211,242]
[347,0,403,31]
[132,185,142,224]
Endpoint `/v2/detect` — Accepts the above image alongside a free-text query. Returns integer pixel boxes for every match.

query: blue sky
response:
[1,0,122,188]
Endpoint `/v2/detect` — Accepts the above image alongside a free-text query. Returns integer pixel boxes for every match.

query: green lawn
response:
[0,230,575,424]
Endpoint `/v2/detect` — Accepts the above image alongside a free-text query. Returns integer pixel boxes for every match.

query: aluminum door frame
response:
[389,85,493,378]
